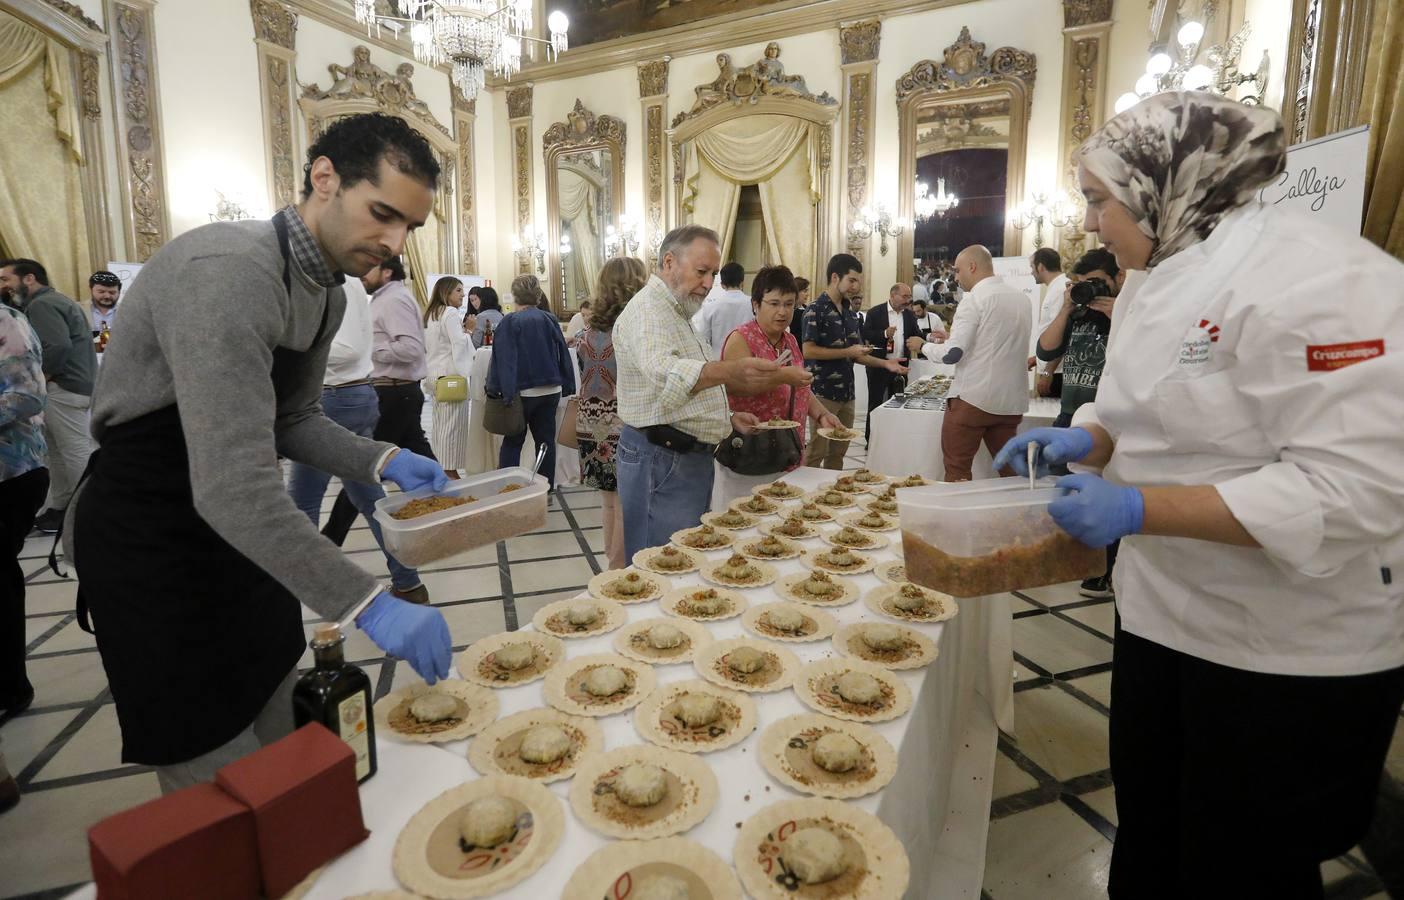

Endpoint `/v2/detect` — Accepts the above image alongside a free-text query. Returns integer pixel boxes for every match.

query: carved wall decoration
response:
[108,0,169,262]
[1063,0,1114,28]
[79,50,100,118]
[839,19,881,66]
[543,99,627,157]
[895,26,1038,105]
[638,58,669,99]
[508,83,534,275]
[673,41,837,128]
[1282,0,1321,145]
[638,57,669,266]
[250,0,300,213]
[453,86,478,273]
[42,0,102,32]
[250,0,297,48]
[1057,1,1112,261]
[507,85,534,120]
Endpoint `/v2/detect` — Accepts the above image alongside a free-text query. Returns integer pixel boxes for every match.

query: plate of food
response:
[758,714,897,800]
[832,622,938,670]
[467,708,604,783]
[632,678,758,755]
[819,526,890,552]
[733,798,909,899]
[753,480,807,500]
[805,489,858,510]
[533,597,629,639]
[803,546,876,576]
[586,568,670,604]
[458,632,565,689]
[633,545,703,576]
[754,418,803,430]
[670,524,737,552]
[731,493,787,518]
[543,653,657,718]
[568,746,719,841]
[777,570,861,606]
[737,534,803,562]
[613,618,714,666]
[864,582,959,623]
[693,638,801,694]
[840,511,899,533]
[793,659,911,723]
[700,508,761,531]
[760,515,822,541]
[374,680,500,744]
[562,838,741,900]
[699,554,779,589]
[741,602,838,643]
[660,585,749,621]
[892,473,932,489]
[791,502,836,524]
[816,424,861,442]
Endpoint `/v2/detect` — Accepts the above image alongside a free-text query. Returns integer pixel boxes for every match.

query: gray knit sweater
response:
[81,219,395,621]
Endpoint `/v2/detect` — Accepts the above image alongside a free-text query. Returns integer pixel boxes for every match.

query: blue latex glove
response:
[356,591,452,684]
[1049,473,1144,549]
[993,427,1095,477]
[380,450,448,494]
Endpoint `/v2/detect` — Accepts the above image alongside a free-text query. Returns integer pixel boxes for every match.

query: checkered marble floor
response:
[3,436,1399,899]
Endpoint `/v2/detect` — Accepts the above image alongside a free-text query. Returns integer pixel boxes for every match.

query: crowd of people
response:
[1,96,1403,897]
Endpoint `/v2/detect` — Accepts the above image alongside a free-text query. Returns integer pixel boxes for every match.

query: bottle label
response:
[336,692,372,781]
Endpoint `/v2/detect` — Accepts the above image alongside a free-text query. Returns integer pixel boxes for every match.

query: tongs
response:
[534,442,549,477]
[1027,441,1040,491]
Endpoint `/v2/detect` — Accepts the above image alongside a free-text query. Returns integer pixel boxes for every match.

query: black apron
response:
[73,212,331,766]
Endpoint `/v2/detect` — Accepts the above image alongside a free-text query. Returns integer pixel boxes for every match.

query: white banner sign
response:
[1257,125,1368,235]
[105,261,143,289]
[992,256,1030,280]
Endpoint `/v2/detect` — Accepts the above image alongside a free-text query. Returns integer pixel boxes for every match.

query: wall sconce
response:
[605,214,640,258]
[513,227,547,275]
[848,203,905,257]
[1115,17,1269,114]
[209,190,255,223]
[559,233,572,259]
[1010,191,1079,250]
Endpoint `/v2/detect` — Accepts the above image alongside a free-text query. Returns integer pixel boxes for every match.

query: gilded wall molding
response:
[1282,0,1322,144]
[507,85,534,120]
[79,50,100,118]
[543,99,626,157]
[453,89,478,273]
[1063,0,1113,27]
[840,15,883,288]
[639,57,670,267]
[672,42,836,129]
[250,0,300,214]
[840,19,881,65]
[508,84,534,275]
[895,27,1038,105]
[42,0,102,33]
[107,0,169,261]
[1057,0,1113,262]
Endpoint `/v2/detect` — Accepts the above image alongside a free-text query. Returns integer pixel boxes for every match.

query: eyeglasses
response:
[760,299,797,312]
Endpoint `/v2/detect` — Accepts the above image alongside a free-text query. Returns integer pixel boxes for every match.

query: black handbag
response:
[483,392,525,435]
[714,387,802,476]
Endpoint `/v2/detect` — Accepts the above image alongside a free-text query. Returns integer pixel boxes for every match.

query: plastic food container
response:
[373,467,549,567]
[897,479,1105,598]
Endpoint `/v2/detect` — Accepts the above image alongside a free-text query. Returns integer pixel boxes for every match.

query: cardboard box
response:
[215,723,370,898]
[89,782,260,900]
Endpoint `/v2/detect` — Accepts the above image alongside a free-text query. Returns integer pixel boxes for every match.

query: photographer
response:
[1036,247,1120,597]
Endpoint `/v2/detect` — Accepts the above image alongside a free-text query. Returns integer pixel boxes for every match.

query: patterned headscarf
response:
[1078,92,1287,269]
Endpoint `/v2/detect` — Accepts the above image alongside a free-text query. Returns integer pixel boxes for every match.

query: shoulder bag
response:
[713,385,802,476]
[482,343,525,435]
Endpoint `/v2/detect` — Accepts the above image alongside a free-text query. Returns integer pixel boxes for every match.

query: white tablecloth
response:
[867,396,1061,482]
[465,347,581,487]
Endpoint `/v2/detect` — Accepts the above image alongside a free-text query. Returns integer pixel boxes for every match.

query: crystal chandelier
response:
[352,1,569,100]
[915,179,959,222]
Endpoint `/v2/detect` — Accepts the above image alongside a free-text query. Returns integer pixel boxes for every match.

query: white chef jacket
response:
[1072,202,1404,676]
[424,305,474,383]
[695,289,755,359]
[1033,273,1069,369]
[323,277,373,384]
[922,275,1031,415]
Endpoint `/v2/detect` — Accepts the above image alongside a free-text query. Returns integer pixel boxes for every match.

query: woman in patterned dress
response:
[576,257,648,570]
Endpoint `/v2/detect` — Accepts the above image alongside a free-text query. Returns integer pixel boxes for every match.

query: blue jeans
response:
[287,384,420,591]
[500,392,560,488]
[616,425,715,560]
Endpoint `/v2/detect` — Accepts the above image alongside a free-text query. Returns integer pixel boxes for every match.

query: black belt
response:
[324,378,372,389]
[642,424,716,455]
[372,377,420,387]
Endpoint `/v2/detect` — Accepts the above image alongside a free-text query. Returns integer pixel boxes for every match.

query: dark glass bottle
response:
[293,625,377,783]
[484,320,494,346]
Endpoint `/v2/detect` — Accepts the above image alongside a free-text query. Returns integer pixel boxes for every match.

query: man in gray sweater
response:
[68,113,453,791]
[0,259,95,534]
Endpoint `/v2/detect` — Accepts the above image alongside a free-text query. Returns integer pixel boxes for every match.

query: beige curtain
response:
[1361,0,1404,258]
[0,13,80,162]
[682,114,819,269]
[0,14,89,299]
[403,230,430,309]
[558,168,601,301]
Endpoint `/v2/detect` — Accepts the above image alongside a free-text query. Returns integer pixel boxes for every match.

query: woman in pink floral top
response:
[713,265,842,507]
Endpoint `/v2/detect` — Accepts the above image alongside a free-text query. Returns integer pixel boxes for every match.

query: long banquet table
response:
[868,396,1061,483]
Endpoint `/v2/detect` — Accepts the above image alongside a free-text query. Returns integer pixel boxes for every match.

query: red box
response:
[89,782,260,900]
[215,723,370,898]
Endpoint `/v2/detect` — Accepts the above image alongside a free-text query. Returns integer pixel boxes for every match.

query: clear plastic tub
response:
[373,467,549,567]
[897,479,1105,598]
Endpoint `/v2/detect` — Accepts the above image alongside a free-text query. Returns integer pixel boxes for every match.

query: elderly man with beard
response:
[613,225,801,558]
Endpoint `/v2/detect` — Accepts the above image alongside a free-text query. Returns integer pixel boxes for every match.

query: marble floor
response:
[3,439,1400,899]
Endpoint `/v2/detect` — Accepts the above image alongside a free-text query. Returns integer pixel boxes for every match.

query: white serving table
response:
[867,396,1061,482]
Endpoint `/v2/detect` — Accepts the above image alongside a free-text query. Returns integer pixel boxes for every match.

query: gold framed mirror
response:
[545,100,626,315]
[896,28,1036,283]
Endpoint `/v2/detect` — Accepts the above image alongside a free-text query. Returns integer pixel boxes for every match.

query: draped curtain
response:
[558,168,601,302]
[682,114,820,280]
[0,10,89,299]
[1360,0,1404,258]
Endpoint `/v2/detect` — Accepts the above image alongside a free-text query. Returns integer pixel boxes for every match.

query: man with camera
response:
[1035,247,1121,597]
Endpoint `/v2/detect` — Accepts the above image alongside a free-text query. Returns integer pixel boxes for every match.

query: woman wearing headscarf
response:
[995,93,1404,897]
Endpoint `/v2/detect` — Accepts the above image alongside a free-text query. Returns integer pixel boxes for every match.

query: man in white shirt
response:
[1029,247,1068,377]
[920,245,1031,481]
[565,300,591,343]
[693,262,754,358]
[285,276,427,604]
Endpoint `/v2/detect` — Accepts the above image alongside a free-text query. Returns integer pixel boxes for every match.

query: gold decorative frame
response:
[1280,0,1376,145]
[250,0,300,213]
[638,57,670,269]
[895,27,1035,281]
[452,87,478,273]
[107,0,170,262]
[544,100,626,314]
[508,84,534,275]
[1057,0,1113,262]
[839,19,881,299]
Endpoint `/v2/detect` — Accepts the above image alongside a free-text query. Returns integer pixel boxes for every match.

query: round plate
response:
[759,518,821,540]
[562,838,741,900]
[891,475,932,489]
[741,602,838,643]
[543,653,657,718]
[873,560,910,585]
[586,568,671,605]
[832,622,939,670]
[393,775,564,899]
[735,534,803,562]
[815,426,861,442]
[838,511,900,533]
[863,497,902,517]
[733,798,909,900]
[776,572,860,607]
[754,419,802,430]
[803,490,859,510]
[700,509,761,531]
[699,556,779,589]
[793,659,912,723]
[864,583,959,623]
[849,470,890,490]
[467,708,604,783]
[568,745,719,840]
[633,678,757,755]
[693,637,801,694]
[533,596,628,638]
[824,476,870,496]
[730,494,788,518]
[787,502,837,525]
[632,545,703,576]
[802,547,876,576]
[660,585,748,622]
[758,713,897,799]
[752,480,808,501]
[458,632,565,689]
[670,525,738,553]
[613,617,714,665]
[819,528,890,552]
[374,680,499,744]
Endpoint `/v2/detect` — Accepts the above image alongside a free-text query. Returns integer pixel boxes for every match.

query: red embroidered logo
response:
[1306,339,1385,371]
[1196,319,1220,342]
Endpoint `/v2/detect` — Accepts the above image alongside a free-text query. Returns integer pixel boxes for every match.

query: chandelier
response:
[915,179,959,221]
[352,1,569,100]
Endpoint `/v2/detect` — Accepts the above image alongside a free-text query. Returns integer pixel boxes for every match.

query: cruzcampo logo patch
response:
[1306,339,1384,372]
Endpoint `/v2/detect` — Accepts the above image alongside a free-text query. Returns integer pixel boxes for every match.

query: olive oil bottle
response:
[292,624,377,783]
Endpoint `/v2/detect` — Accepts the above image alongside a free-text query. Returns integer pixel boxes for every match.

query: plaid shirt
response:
[277,205,341,288]
[802,292,863,402]
[613,274,730,444]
